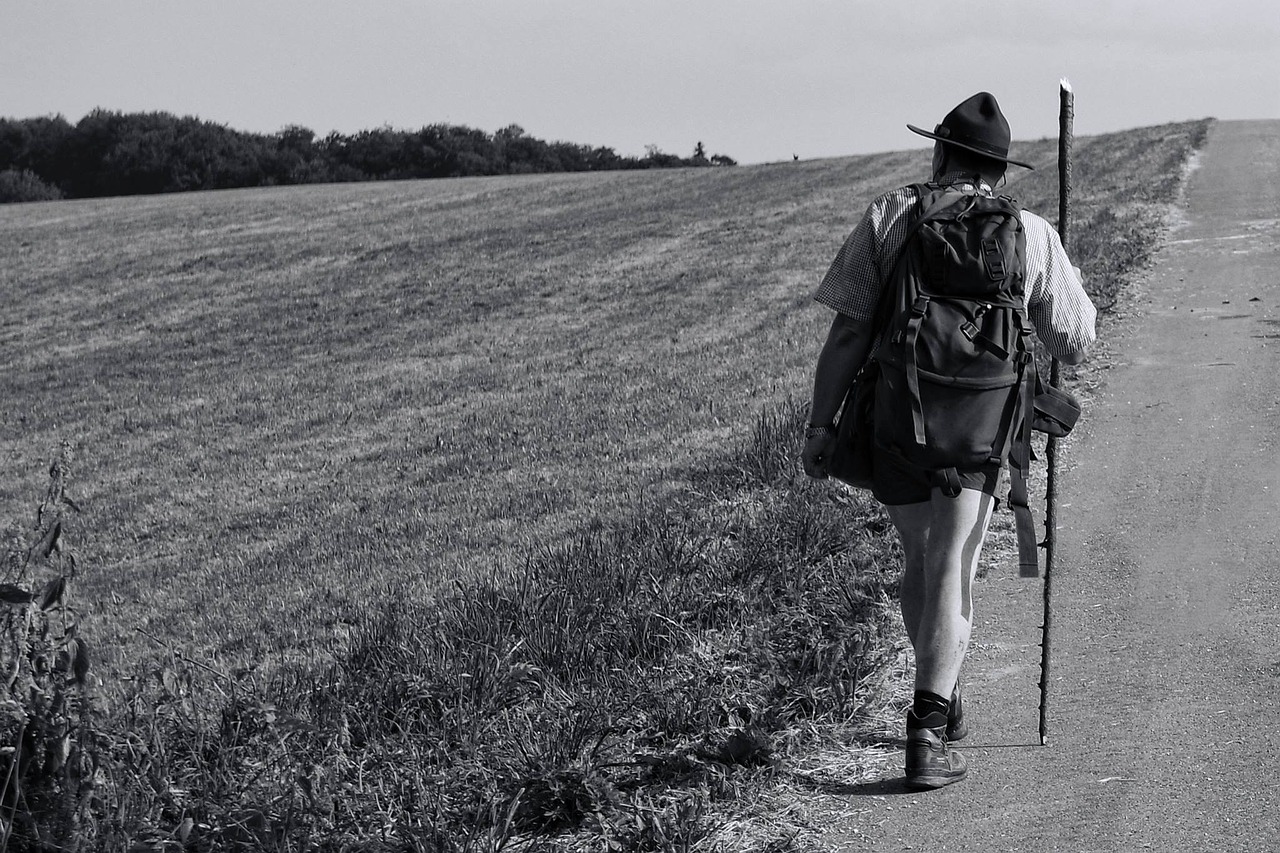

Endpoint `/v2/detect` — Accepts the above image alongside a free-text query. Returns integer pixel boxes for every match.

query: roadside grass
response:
[0,119,1210,849]
[39,404,910,851]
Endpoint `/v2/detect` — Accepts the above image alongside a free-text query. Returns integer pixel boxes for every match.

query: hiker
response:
[801,92,1096,789]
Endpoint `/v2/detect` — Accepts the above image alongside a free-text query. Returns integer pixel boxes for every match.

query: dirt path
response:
[817,120,1280,852]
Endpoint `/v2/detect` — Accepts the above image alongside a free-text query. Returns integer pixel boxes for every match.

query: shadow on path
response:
[787,741,1044,796]
[789,772,915,797]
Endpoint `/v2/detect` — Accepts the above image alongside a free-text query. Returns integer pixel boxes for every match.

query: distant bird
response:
[793,154,799,161]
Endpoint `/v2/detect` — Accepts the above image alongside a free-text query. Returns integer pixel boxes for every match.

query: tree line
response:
[0,110,737,203]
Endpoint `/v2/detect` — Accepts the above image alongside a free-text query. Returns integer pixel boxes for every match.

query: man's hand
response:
[801,426,835,479]
[805,316,871,480]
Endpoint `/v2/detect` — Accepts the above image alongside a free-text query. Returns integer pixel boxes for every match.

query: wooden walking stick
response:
[1039,78,1073,747]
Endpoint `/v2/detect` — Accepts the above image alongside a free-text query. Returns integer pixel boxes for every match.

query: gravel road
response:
[819,119,1280,852]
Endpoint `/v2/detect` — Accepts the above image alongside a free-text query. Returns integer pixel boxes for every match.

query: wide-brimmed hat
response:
[908,92,1035,170]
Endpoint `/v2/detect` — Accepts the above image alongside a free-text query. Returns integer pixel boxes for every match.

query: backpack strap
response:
[1003,198,1036,572]
[870,185,939,327]
[903,295,931,445]
[933,467,963,498]
[1009,353,1041,577]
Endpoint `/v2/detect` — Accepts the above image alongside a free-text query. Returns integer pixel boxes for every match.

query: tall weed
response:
[1,443,94,851]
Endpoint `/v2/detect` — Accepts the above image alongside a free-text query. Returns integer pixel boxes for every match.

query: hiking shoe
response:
[905,710,968,790]
[947,682,968,742]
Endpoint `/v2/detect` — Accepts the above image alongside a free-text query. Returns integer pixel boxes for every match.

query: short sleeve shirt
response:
[814,174,1097,361]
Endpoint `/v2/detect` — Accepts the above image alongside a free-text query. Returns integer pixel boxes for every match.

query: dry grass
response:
[0,119,1211,849]
[2,162,934,681]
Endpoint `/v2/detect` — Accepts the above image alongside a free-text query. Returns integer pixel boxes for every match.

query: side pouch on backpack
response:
[826,361,879,490]
[1032,383,1080,437]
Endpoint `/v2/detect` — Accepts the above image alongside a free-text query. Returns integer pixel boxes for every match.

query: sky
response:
[3,1,1278,165]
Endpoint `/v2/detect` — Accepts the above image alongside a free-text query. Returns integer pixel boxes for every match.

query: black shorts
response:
[871,447,1003,506]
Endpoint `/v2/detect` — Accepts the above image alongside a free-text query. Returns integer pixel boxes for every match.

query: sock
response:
[912,690,951,720]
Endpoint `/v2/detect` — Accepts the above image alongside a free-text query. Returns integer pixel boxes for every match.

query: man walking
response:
[801,93,1096,789]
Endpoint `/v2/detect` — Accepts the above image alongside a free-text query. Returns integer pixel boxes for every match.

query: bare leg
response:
[886,488,994,697]
[890,501,930,648]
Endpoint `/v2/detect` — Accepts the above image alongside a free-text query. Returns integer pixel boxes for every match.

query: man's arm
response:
[802,313,875,478]
[809,313,874,425]
[1022,212,1097,364]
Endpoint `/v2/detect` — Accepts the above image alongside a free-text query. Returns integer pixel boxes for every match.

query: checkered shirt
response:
[814,173,1097,360]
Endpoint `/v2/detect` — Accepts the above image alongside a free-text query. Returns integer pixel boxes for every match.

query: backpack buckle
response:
[911,296,929,317]
[960,321,979,341]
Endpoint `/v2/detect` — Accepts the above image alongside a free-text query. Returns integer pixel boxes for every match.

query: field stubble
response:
[0,119,1209,849]
[0,150,935,676]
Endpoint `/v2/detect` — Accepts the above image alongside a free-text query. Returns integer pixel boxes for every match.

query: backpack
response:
[869,182,1042,573]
